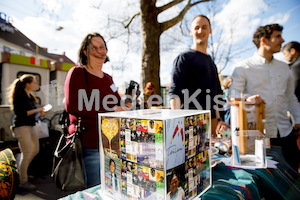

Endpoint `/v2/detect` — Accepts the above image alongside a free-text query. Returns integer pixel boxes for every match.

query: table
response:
[61,147,300,200]
[202,147,300,200]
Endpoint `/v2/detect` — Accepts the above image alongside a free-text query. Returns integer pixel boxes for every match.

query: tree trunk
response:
[140,0,161,95]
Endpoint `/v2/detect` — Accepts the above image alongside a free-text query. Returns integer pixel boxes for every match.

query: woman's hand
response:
[37,107,44,112]
[40,110,46,117]
[113,105,132,112]
[28,107,44,116]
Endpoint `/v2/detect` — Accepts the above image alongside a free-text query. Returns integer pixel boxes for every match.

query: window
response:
[3,46,10,53]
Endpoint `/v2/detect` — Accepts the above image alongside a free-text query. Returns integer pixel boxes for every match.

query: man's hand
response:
[293,124,300,135]
[216,120,230,135]
[170,97,181,109]
[245,94,265,105]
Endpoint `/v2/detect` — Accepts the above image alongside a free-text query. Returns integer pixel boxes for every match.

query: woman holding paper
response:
[8,74,46,190]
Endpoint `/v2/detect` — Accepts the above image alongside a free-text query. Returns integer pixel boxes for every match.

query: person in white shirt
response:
[105,159,120,192]
[230,24,300,171]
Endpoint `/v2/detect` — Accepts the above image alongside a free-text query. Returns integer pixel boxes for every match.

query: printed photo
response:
[121,118,126,130]
[130,118,136,131]
[101,117,120,159]
[141,131,149,143]
[105,157,121,193]
[148,133,155,143]
[166,164,185,200]
[156,170,164,183]
[155,120,163,134]
[142,166,150,179]
[149,168,156,182]
[148,120,155,133]
[141,119,148,132]
[121,180,127,196]
[136,119,142,131]
[156,169,165,195]
[131,130,138,142]
[188,116,195,127]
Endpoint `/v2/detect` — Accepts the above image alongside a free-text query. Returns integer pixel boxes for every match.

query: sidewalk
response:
[15,175,75,200]
[13,144,76,200]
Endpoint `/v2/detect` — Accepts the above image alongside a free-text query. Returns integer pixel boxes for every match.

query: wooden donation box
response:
[230,98,267,168]
[98,109,212,200]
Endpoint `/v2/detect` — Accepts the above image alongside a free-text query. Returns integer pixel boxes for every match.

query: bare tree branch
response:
[91,0,103,9]
[160,0,212,32]
[157,0,184,14]
[124,12,141,28]
[160,0,192,32]
[191,0,211,6]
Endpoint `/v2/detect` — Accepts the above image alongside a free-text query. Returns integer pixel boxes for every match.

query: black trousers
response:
[270,130,300,172]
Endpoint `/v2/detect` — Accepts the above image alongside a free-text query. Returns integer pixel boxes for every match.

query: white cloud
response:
[262,13,290,25]
[214,0,268,44]
[41,0,62,14]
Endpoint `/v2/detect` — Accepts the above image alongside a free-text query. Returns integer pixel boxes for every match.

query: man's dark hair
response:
[78,32,109,66]
[192,15,211,28]
[253,24,283,48]
[283,41,300,53]
[110,159,115,166]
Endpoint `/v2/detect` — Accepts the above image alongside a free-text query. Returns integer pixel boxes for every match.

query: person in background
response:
[230,24,300,171]
[282,41,300,102]
[222,76,232,125]
[143,81,161,109]
[283,42,300,172]
[8,74,46,190]
[169,15,229,136]
[65,33,127,188]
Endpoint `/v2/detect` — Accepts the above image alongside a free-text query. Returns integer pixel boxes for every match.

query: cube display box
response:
[98,109,211,200]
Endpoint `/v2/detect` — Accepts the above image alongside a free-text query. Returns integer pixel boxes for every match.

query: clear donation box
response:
[98,109,212,200]
[230,98,267,168]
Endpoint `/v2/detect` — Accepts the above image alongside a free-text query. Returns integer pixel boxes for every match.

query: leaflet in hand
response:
[43,104,52,112]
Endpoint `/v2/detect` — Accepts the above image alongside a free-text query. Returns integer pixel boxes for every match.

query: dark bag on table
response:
[51,115,86,192]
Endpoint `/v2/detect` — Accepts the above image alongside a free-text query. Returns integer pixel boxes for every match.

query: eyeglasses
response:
[89,45,106,52]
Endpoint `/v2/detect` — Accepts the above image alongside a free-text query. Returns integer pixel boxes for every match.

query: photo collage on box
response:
[184,113,210,199]
[101,116,165,199]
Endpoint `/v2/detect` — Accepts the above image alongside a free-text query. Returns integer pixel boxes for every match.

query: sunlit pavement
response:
[15,175,75,200]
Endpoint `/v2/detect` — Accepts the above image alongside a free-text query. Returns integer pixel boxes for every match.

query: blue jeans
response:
[82,148,101,188]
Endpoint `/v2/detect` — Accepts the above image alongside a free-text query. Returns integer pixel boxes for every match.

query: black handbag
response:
[51,116,86,192]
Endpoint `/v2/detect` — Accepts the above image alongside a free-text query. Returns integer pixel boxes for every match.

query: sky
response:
[1,0,300,88]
